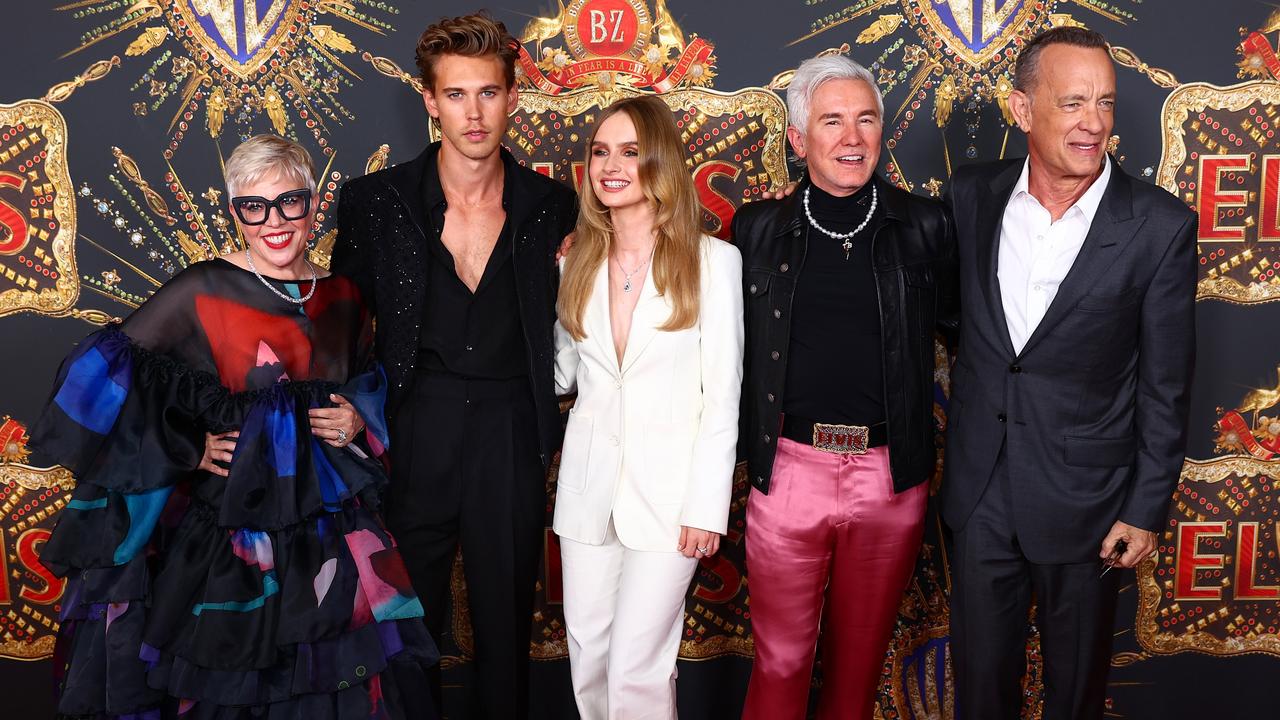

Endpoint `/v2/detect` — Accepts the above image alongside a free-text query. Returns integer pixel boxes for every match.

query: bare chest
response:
[608,264,644,366]
[440,204,506,292]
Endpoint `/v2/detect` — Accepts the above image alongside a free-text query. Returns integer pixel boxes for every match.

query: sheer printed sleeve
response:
[31,326,224,572]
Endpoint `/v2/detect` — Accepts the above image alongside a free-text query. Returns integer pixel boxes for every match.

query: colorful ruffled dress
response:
[32,259,437,719]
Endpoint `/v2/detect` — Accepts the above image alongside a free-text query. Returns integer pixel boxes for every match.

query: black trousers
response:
[385,373,547,720]
[949,454,1121,720]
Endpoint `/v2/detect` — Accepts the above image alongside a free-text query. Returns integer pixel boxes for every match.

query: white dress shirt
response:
[997,158,1111,354]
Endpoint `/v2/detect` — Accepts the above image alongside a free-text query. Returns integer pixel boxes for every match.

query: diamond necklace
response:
[613,246,654,293]
[803,184,878,260]
[244,248,318,304]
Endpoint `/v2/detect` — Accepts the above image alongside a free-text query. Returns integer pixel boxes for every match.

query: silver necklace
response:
[803,184,878,260]
[244,248,318,304]
[613,247,654,293]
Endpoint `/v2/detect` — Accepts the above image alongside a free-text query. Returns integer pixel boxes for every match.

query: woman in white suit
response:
[554,95,744,720]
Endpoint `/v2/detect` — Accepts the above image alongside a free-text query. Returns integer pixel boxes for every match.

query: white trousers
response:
[560,521,699,720]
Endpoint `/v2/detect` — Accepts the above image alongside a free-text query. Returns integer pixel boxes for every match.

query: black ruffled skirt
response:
[34,329,438,719]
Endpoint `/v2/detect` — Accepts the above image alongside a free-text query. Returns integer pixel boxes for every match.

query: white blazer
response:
[553,235,744,552]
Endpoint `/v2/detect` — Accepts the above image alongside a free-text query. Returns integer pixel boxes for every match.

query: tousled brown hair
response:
[558,96,703,341]
[415,13,519,91]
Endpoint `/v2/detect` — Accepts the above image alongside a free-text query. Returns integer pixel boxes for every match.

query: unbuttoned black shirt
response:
[783,180,885,424]
[416,153,528,379]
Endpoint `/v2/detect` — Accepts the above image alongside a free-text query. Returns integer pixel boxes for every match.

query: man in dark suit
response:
[942,26,1197,719]
[331,14,576,720]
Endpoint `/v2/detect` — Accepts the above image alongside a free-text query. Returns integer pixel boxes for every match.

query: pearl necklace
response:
[244,248,318,304]
[803,184,878,260]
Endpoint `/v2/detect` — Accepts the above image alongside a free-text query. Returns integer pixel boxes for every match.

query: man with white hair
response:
[733,54,956,717]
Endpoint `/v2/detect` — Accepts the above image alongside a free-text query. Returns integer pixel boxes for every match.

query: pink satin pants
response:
[743,439,927,720]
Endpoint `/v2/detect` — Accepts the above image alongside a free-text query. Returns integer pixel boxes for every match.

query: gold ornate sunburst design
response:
[908,0,1049,70]
[60,0,400,157]
[0,100,78,319]
[779,0,1154,192]
[1156,81,1280,303]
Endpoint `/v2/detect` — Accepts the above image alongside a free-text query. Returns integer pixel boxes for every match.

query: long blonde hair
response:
[558,95,703,341]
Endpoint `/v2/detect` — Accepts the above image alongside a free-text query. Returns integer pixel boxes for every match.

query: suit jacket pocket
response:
[1076,286,1142,312]
[643,420,697,505]
[1064,435,1136,468]
[557,411,593,494]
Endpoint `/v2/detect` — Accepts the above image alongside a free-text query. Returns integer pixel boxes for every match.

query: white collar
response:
[1012,155,1112,224]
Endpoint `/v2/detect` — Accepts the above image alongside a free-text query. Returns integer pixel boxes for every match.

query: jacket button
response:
[749,284,758,294]
[780,263,790,272]
[771,350,780,360]
[1009,365,1022,374]
[773,309,782,319]
[610,434,620,445]
[997,413,1007,423]
[756,475,765,484]
[763,434,771,443]
[766,393,775,403]
[792,228,801,237]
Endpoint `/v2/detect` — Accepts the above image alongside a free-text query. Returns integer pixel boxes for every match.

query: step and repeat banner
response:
[1,0,1276,717]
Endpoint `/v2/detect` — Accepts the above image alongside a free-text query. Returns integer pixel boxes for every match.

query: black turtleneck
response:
[783,178,886,426]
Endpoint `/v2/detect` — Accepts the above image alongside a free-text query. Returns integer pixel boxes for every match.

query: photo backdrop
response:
[1,1,1278,717]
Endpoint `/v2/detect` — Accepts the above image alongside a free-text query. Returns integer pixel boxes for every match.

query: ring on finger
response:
[336,428,348,445]
[696,545,708,554]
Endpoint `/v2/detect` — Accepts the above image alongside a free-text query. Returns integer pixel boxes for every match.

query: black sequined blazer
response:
[332,142,578,467]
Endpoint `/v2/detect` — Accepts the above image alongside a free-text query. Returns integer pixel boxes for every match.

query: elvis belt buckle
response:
[812,423,870,454]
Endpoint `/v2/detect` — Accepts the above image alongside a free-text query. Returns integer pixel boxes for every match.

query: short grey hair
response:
[786,55,884,132]
[1013,26,1109,96]
[224,134,317,198]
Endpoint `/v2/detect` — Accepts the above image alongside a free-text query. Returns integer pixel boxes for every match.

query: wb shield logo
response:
[178,0,301,77]
[919,0,1034,67]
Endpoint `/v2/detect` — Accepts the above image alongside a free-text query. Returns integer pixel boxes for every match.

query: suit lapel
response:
[619,262,664,376]
[1017,160,1144,357]
[587,260,616,375]
[979,164,1021,358]
[380,149,434,341]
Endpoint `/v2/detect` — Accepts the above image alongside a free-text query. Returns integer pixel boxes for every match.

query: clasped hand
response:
[196,394,365,475]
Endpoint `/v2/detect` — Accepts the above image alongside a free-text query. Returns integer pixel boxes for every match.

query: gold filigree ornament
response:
[933,75,958,127]
[43,57,121,105]
[125,26,170,57]
[857,14,904,45]
[1110,45,1179,89]
[1156,81,1280,303]
[361,53,424,96]
[111,147,177,226]
[60,1,402,156]
[364,144,390,176]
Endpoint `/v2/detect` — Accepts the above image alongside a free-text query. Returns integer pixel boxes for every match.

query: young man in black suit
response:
[331,14,576,720]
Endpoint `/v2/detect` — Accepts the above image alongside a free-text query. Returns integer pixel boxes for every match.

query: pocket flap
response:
[1064,435,1136,467]
[746,271,773,297]
[1076,286,1142,311]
